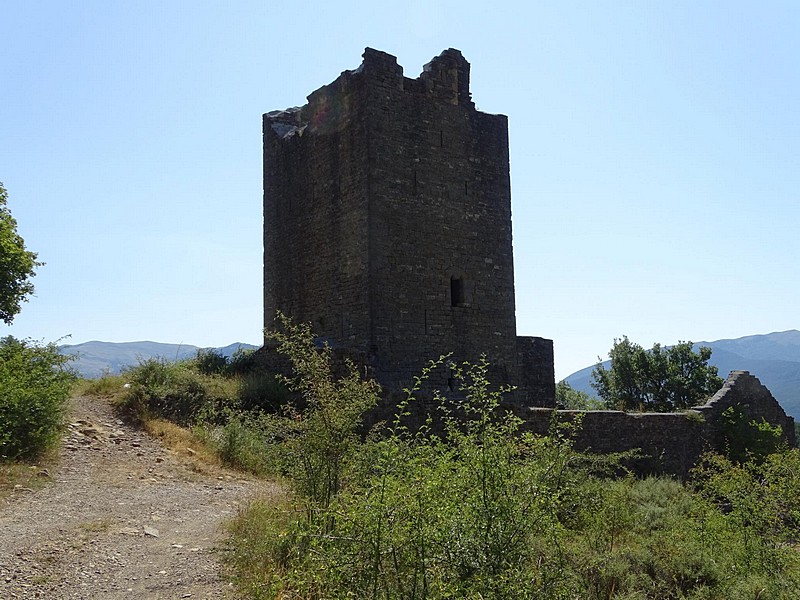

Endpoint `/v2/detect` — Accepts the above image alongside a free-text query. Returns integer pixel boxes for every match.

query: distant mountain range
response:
[60,341,259,379]
[564,330,800,420]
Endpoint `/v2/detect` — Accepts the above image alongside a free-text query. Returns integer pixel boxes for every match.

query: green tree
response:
[0,182,41,324]
[555,380,605,410]
[592,337,723,412]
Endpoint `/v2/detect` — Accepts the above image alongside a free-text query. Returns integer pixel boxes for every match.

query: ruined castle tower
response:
[264,48,554,406]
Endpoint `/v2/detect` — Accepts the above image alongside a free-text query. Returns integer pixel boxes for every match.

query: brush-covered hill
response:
[60,341,258,379]
[564,331,800,419]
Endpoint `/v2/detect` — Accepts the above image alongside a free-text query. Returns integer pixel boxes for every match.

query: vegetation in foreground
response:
[0,182,72,466]
[221,319,800,600]
[80,319,800,598]
[96,347,289,476]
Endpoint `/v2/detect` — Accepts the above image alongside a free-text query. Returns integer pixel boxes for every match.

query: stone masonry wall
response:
[263,70,371,347]
[263,48,554,405]
[517,336,556,407]
[362,49,519,391]
[514,371,795,478]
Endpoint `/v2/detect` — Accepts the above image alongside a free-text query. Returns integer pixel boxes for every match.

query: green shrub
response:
[267,312,380,509]
[121,357,235,425]
[566,476,724,599]
[0,336,76,461]
[194,346,262,378]
[216,418,269,474]
[688,450,800,597]
[227,347,259,375]
[196,412,287,476]
[226,497,300,598]
[194,348,228,375]
[119,351,294,476]
[236,371,290,413]
[719,405,784,463]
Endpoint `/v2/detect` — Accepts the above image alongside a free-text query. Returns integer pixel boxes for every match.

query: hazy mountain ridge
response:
[61,340,259,379]
[564,330,800,420]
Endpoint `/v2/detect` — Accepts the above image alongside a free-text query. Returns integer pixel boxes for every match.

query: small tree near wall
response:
[592,337,723,412]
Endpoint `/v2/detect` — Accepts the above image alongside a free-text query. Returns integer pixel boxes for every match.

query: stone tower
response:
[264,48,554,406]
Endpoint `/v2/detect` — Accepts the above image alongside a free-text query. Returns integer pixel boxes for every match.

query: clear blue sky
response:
[2,1,798,380]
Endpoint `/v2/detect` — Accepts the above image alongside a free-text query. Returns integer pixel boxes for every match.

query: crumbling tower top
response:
[420,48,474,108]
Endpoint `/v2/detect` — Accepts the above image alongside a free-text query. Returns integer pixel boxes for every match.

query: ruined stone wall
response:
[264,48,555,404]
[697,370,797,448]
[517,408,707,477]
[515,371,796,477]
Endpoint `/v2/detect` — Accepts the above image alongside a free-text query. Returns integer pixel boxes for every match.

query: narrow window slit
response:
[451,276,464,307]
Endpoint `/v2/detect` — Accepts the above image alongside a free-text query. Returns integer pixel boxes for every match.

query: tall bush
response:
[267,312,380,510]
[0,336,75,460]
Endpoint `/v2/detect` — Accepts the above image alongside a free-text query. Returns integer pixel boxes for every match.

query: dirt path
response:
[0,395,273,599]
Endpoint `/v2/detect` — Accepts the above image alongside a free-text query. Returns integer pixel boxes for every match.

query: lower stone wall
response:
[514,371,795,478]
[514,408,707,478]
[698,370,796,449]
[257,335,558,409]
[251,346,794,479]
[516,336,555,407]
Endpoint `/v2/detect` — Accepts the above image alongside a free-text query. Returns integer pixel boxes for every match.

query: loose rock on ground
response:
[0,395,275,599]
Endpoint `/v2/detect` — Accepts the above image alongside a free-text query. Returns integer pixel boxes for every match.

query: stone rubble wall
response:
[514,371,795,478]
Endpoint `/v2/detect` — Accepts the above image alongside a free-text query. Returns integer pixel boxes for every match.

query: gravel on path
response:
[0,395,274,599]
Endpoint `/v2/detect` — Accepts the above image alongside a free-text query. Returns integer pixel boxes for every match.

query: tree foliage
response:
[0,182,41,324]
[592,337,723,412]
[555,380,605,410]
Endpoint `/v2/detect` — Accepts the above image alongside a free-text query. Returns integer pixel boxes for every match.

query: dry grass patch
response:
[74,374,128,400]
[0,455,57,502]
[144,418,221,467]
